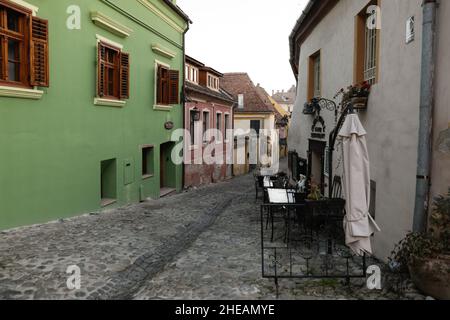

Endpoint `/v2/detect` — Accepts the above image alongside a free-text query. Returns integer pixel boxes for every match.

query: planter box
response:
[408,255,450,300]
[351,96,368,110]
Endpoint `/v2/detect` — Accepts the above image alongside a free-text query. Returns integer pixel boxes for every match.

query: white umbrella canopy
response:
[338,113,381,256]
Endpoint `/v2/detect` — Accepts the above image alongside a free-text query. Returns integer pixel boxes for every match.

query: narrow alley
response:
[0,168,425,300]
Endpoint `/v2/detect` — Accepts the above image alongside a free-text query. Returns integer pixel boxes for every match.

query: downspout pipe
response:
[413,0,438,232]
[181,22,190,190]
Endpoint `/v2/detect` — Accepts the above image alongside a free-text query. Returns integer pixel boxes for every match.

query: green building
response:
[0,0,190,230]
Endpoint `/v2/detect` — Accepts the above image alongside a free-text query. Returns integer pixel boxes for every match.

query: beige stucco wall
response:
[288,0,438,261]
[280,103,294,114]
[431,0,450,199]
[233,114,275,135]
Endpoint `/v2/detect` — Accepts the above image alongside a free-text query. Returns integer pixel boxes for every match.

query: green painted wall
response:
[0,0,187,230]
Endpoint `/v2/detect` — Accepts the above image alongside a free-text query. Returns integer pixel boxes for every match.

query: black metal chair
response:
[254,173,265,202]
[331,175,343,199]
[263,187,306,244]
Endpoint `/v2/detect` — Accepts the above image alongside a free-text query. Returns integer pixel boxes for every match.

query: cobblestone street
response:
[0,171,426,300]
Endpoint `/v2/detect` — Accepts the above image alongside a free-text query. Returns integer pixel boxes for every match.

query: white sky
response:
[177,0,309,95]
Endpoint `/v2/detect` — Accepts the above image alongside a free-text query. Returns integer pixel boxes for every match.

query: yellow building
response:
[221,73,280,173]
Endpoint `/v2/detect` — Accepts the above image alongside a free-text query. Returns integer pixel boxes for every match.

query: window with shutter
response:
[120,52,129,99]
[157,65,169,105]
[168,69,179,105]
[30,16,49,87]
[97,41,129,100]
[0,1,37,87]
[156,65,179,106]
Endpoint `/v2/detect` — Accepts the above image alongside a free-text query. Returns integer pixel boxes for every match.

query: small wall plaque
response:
[164,121,174,130]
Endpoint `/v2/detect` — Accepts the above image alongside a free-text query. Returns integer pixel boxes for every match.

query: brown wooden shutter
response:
[168,69,179,105]
[0,38,4,80]
[97,43,106,97]
[30,16,49,87]
[119,52,129,99]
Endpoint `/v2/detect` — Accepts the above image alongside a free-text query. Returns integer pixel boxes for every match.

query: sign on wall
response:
[406,16,415,44]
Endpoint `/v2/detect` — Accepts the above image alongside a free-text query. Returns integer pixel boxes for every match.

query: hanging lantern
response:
[191,108,201,122]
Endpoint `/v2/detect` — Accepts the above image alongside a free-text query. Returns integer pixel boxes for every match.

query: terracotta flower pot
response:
[408,255,450,300]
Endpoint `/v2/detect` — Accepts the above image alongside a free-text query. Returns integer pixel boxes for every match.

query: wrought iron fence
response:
[260,202,367,297]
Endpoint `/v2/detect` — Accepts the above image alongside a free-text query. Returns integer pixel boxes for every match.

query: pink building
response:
[184,56,236,188]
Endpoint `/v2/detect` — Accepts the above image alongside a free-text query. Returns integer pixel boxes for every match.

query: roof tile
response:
[221,73,276,115]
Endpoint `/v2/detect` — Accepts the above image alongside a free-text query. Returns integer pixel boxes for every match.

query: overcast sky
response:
[177,0,309,95]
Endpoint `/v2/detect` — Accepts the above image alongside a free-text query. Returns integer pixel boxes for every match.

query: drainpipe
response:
[413,0,438,232]
[181,23,190,190]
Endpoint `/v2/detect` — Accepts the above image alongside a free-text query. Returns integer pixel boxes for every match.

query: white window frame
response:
[94,34,127,108]
[0,1,44,99]
[207,73,219,91]
[364,15,377,85]
[10,0,38,16]
[185,64,199,84]
[194,68,198,83]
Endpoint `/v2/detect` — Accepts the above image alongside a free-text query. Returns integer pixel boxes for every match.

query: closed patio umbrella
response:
[338,113,380,256]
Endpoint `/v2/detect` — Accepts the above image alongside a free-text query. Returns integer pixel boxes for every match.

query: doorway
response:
[160,141,176,197]
[308,139,326,195]
[100,158,117,207]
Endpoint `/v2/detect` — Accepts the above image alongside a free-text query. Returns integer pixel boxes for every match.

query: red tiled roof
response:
[255,85,283,122]
[221,73,276,114]
[185,81,236,105]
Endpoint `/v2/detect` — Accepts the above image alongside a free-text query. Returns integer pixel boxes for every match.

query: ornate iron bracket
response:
[303,98,338,116]
[304,98,339,140]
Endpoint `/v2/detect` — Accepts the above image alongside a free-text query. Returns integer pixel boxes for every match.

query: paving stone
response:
[0,162,427,300]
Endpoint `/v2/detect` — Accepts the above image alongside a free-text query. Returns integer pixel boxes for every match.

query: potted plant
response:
[389,188,450,299]
[335,81,371,109]
[307,179,323,201]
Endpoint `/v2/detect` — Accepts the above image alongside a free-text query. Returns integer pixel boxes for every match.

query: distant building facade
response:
[184,56,236,188]
[272,85,297,114]
[221,73,281,174]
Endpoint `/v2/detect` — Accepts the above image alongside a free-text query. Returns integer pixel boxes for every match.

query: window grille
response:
[313,54,321,97]
[364,18,377,84]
